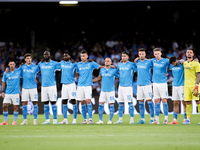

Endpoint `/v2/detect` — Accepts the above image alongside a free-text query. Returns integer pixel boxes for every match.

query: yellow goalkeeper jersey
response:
[184,60,200,87]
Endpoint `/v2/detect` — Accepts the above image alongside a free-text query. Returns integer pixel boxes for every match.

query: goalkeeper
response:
[182,49,200,125]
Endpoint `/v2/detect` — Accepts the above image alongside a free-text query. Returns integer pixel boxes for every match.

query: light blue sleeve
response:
[36,65,40,73]
[92,61,100,69]
[114,69,119,78]
[132,62,137,72]
[99,68,102,76]
[2,72,6,82]
[169,64,172,70]
[76,64,79,73]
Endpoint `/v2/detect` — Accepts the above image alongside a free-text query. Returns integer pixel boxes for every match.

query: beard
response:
[187,57,192,59]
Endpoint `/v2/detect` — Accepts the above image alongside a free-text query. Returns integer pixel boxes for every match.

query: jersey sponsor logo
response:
[138,66,147,69]
[102,73,112,77]
[172,67,182,70]
[79,66,90,70]
[119,67,129,70]
[154,63,164,67]
[41,66,53,69]
[23,69,34,73]
[8,75,19,80]
[185,67,192,70]
[61,65,72,69]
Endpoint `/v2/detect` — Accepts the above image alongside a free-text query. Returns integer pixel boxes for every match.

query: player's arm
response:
[1,81,6,98]
[196,72,200,85]
[92,75,102,82]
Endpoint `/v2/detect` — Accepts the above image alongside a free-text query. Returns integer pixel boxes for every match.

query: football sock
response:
[22,105,27,120]
[52,104,57,120]
[155,102,160,118]
[129,102,134,118]
[98,103,104,121]
[13,111,18,121]
[163,102,168,117]
[44,104,50,120]
[63,104,68,119]
[3,111,8,122]
[184,112,187,120]
[87,103,93,120]
[33,104,38,119]
[73,104,77,119]
[186,104,192,120]
[197,104,200,117]
[139,101,145,120]
[119,103,124,118]
[147,101,154,119]
[173,111,178,121]
[81,104,87,120]
[109,104,114,121]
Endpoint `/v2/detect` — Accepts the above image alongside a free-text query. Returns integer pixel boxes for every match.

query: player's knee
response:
[23,101,28,105]
[3,105,8,111]
[81,101,86,105]
[51,101,56,105]
[33,102,38,105]
[174,101,179,106]
[44,101,49,105]
[70,99,76,105]
[62,99,68,104]
[86,99,91,103]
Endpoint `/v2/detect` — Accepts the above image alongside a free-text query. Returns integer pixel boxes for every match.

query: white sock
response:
[119,117,122,121]
[165,116,168,120]
[151,117,154,120]
[174,118,177,121]
[46,119,50,122]
[141,118,145,121]
[155,116,159,121]
[24,119,27,122]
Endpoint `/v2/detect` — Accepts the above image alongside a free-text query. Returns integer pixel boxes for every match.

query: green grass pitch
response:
[0,114,200,150]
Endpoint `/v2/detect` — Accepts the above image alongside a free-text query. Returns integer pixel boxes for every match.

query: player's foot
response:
[53,120,57,124]
[81,120,88,124]
[96,120,103,124]
[199,122,200,125]
[114,120,123,124]
[12,121,17,125]
[168,120,178,125]
[107,120,112,124]
[136,120,145,124]
[183,120,186,123]
[129,120,134,124]
[20,120,28,125]
[150,120,160,124]
[182,120,190,125]
[0,121,8,125]
[149,119,154,124]
[72,119,76,124]
[88,119,93,124]
[41,120,50,125]
[58,120,68,124]
[162,119,168,124]
[33,120,38,125]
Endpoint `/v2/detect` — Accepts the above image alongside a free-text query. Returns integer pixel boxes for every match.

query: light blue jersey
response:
[100,67,119,92]
[117,61,136,87]
[151,58,170,83]
[2,68,21,94]
[169,61,184,86]
[135,59,152,86]
[76,61,100,86]
[20,63,39,89]
[38,59,60,87]
[60,60,77,84]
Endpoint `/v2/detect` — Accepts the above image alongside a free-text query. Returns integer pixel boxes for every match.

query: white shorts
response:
[153,83,168,99]
[62,83,76,100]
[76,86,92,101]
[3,94,20,105]
[118,86,133,103]
[21,88,38,102]
[41,86,57,102]
[172,86,184,101]
[99,91,115,103]
[137,85,153,100]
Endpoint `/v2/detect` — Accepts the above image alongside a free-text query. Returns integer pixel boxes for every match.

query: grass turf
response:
[0,114,200,150]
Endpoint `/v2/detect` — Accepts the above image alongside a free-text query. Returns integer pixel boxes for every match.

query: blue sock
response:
[155,103,160,117]
[147,101,154,118]
[44,104,50,120]
[119,103,124,118]
[81,104,87,120]
[98,103,104,121]
[173,111,178,120]
[184,112,187,120]
[163,102,168,116]
[87,103,93,119]
[73,104,77,119]
[3,111,8,122]
[63,104,68,119]
[22,105,27,120]
[109,104,115,121]
[13,111,18,121]
[129,102,134,118]
[139,101,145,119]
[33,104,38,119]
[52,104,57,119]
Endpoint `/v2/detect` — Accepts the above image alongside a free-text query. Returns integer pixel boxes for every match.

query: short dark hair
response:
[81,50,88,54]
[169,56,177,64]
[105,57,112,62]
[8,59,15,63]
[64,50,71,56]
[138,48,146,53]
[122,51,129,56]
[24,53,32,59]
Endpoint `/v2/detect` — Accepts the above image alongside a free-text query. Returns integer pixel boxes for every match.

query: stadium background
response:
[0,1,200,114]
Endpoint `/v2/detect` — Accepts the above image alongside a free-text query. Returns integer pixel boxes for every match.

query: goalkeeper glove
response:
[192,84,199,97]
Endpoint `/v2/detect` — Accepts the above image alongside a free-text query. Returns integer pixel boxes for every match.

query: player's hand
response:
[165,73,168,77]
[180,59,185,64]
[192,85,199,97]
[1,92,5,98]
[120,60,123,63]
[134,57,139,63]
[194,58,199,62]
[71,59,76,63]
[88,59,93,62]
[5,67,9,73]
[111,65,116,69]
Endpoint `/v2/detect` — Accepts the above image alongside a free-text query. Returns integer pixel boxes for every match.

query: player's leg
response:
[0,102,9,125]
[20,88,28,125]
[76,86,87,124]
[85,86,93,124]
[70,99,77,124]
[195,100,200,125]
[30,88,39,125]
[168,101,179,124]
[147,100,154,124]
[59,99,68,124]
[69,83,77,124]
[145,85,154,124]
[181,100,187,123]
[107,91,115,124]
[12,94,20,125]
[49,86,58,124]
[41,86,50,124]
[96,91,105,124]
[114,86,124,124]
[136,85,145,124]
